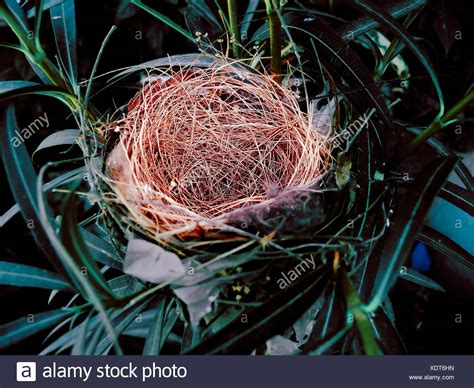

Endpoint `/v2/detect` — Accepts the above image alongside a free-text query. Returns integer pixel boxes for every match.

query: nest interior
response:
[105,60,333,238]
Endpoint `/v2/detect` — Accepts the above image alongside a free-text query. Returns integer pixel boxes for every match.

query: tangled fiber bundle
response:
[105,59,333,237]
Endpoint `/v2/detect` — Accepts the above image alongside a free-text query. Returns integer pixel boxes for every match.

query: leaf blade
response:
[399,266,445,292]
[33,129,79,156]
[186,265,330,355]
[365,156,458,312]
[50,0,77,83]
[0,261,72,290]
[0,309,74,350]
[131,0,194,42]
[0,104,66,274]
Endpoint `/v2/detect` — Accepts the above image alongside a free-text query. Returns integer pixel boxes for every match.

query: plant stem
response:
[227,0,240,58]
[339,266,382,355]
[403,91,474,157]
[0,2,96,118]
[0,3,67,89]
[373,10,420,83]
[264,0,282,83]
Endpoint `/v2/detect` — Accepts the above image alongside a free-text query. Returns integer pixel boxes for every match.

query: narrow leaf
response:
[399,266,445,292]
[0,80,39,94]
[418,226,473,271]
[81,228,123,270]
[186,265,330,355]
[0,0,63,27]
[241,0,259,41]
[50,0,77,83]
[188,0,221,30]
[60,186,115,300]
[366,156,458,312]
[0,261,71,290]
[93,299,151,355]
[0,0,52,83]
[339,268,382,355]
[0,166,85,227]
[0,309,74,350]
[142,299,167,355]
[0,83,74,104]
[107,275,143,298]
[131,0,194,42]
[71,313,92,355]
[0,105,67,275]
[351,0,445,118]
[33,129,79,156]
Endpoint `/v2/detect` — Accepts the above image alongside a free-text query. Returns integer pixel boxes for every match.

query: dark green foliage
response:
[0,0,472,355]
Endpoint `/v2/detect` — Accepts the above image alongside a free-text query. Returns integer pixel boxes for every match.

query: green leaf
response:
[71,312,93,355]
[40,315,100,354]
[399,266,445,292]
[241,0,259,41]
[50,0,77,83]
[418,226,473,272]
[131,0,194,42]
[0,0,64,27]
[0,309,74,350]
[0,261,72,290]
[186,265,330,355]
[371,308,407,355]
[337,0,426,41]
[308,325,351,355]
[0,0,53,84]
[0,80,39,93]
[109,53,226,84]
[115,0,136,23]
[351,0,445,119]
[34,0,45,48]
[205,305,246,336]
[143,299,177,355]
[81,228,123,270]
[0,166,85,227]
[187,0,221,30]
[60,186,115,300]
[93,299,151,355]
[1,0,29,27]
[365,156,459,312]
[300,284,341,354]
[24,160,120,354]
[0,83,75,104]
[142,299,167,355]
[0,134,120,355]
[339,267,382,355]
[43,310,77,342]
[84,25,116,106]
[33,129,79,157]
[404,126,473,190]
[286,14,393,129]
[107,275,144,298]
[0,104,67,274]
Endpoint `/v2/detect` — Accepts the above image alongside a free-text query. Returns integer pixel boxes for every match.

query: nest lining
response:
[105,60,333,238]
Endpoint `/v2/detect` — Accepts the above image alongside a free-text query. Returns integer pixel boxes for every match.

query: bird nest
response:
[103,56,335,240]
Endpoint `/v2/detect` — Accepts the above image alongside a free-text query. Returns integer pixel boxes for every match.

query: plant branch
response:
[373,10,420,83]
[339,265,382,355]
[0,2,67,89]
[403,91,474,157]
[227,0,240,58]
[264,0,282,83]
